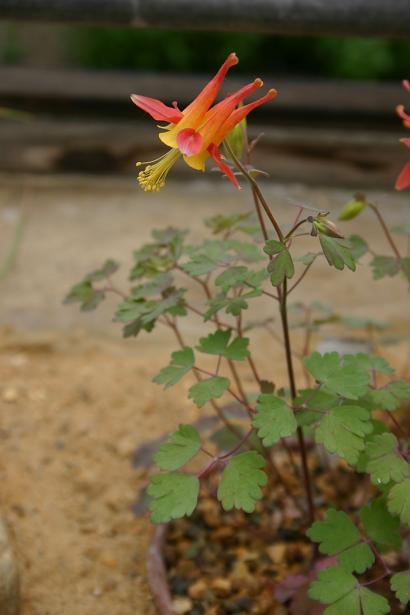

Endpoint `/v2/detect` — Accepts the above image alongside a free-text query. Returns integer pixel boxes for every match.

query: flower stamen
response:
[137,149,181,192]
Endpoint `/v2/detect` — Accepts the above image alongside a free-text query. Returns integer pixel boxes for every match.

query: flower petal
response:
[395,161,410,190]
[208,143,240,189]
[400,137,410,148]
[215,88,277,144]
[403,80,410,94]
[396,104,410,128]
[176,128,203,156]
[183,52,238,121]
[131,94,183,123]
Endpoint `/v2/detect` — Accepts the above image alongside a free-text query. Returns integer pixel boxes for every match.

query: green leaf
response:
[217,451,267,513]
[196,330,249,361]
[392,222,410,235]
[153,347,194,389]
[359,497,401,550]
[304,352,369,399]
[319,235,356,271]
[64,281,105,311]
[148,473,199,523]
[343,354,393,376]
[263,240,285,255]
[307,509,374,573]
[252,394,297,446]
[296,252,320,266]
[309,566,390,615]
[366,433,410,485]
[340,316,388,331]
[188,376,230,408]
[131,272,174,300]
[268,249,295,286]
[182,240,232,276]
[370,256,401,280]
[390,571,410,605]
[348,234,368,260]
[226,239,264,263]
[114,289,186,325]
[85,259,119,281]
[315,405,372,464]
[215,266,249,290]
[388,478,410,526]
[370,380,410,411]
[205,212,252,235]
[154,424,201,471]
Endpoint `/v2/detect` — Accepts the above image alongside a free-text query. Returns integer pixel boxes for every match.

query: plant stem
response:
[227,141,316,523]
[369,203,402,260]
[280,278,315,524]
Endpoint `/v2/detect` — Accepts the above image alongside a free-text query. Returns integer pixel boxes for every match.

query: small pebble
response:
[171,596,193,614]
[2,388,18,404]
[210,577,232,597]
[188,579,208,600]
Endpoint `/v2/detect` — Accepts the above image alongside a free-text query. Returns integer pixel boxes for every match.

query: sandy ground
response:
[0,173,409,614]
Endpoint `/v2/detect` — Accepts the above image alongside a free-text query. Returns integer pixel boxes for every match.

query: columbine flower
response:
[395,79,410,190]
[131,53,277,191]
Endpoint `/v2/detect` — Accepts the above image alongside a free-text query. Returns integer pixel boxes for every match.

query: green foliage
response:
[188,376,230,408]
[204,212,255,236]
[64,280,105,312]
[154,425,201,471]
[365,433,410,485]
[370,380,410,411]
[304,352,369,399]
[319,235,356,271]
[153,347,194,389]
[196,330,250,361]
[148,473,199,523]
[114,288,186,337]
[309,565,389,615]
[64,259,120,311]
[348,234,369,260]
[252,394,297,445]
[370,256,400,280]
[359,497,401,551]
[315,405,373,464]
[390,571,410,605]
[264,240,295,286]
[387,479,410,526]
[307,509,374,573]
[217,451,267,513]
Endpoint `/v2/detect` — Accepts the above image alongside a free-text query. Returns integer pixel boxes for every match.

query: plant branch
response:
[369,203,402,260]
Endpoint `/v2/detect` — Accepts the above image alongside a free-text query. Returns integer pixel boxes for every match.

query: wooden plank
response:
[0,0,409,37]
[0,66,404,118]
[0,117,406,188]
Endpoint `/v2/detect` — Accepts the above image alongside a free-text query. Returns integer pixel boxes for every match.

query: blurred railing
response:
[0,0,409,38]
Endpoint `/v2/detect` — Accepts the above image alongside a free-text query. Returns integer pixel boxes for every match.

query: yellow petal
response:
[159,129,179,148]
[183,151,208,171]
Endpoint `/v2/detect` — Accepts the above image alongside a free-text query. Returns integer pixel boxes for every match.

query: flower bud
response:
[312,215,344,239]
[338,193,367,221]
[223,114,246,161]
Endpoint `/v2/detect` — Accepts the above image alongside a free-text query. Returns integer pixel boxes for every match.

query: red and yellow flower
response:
[396,79,410,191]
[131,53,276,191]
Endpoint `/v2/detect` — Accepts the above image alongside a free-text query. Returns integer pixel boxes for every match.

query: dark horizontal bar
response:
[0,0,409,37]
[0,66,404,119]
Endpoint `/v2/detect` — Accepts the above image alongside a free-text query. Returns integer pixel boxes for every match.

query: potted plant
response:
[65,58,410,615]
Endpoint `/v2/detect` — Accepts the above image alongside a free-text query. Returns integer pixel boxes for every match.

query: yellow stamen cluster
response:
[136,149,181,192]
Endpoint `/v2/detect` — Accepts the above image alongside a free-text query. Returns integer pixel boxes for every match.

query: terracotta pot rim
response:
[146,523,173,615]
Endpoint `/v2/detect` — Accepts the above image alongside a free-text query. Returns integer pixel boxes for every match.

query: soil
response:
[0,174,409,614]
